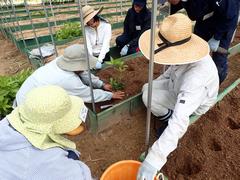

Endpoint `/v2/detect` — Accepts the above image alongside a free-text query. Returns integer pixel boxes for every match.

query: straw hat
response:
[57,44,97,71]
[139,13,209,65]
[82,5,103,25]
[7,85,86,150]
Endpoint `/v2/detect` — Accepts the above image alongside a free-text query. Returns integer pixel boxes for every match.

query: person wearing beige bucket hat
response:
[0,85,92,179]
[15,44,125,106]
[82,5,111,69]
[137,14,219,179]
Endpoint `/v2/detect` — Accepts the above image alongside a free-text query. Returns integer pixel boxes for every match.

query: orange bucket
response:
[100,160,141,180]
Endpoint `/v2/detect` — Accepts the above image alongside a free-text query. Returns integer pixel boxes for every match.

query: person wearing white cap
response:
[82,5,111,69]
[137,14,219,179]
[15,44,124,106]
[0,85,91,179]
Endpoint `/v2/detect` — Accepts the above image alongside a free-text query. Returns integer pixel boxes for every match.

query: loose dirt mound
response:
[163,85,240,179]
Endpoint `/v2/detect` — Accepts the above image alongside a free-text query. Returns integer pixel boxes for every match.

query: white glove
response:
[95,61,102,69]
[137,160,158,180]
[208,37,220,52]
[120,44,129,56]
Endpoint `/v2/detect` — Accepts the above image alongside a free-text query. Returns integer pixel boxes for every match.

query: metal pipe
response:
[3,0,18,39]
[42,0,58,57]
[9,0,28,50]
[49,0,57,27]
[0,0,15,43]
[0,10,8,38]
[76,0,96,113]
[23,0,43,58]
[145,0,157,152]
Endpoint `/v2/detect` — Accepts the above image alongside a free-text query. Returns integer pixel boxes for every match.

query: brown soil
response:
[85,56,163,112]
[230,25,240,47]
[0,34,31,75]
[162,85,240,179]
[72,53,240,179]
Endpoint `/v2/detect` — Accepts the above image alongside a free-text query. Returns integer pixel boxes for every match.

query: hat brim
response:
[8,96,85,135]
[84,7,103,25]
[139,29,210,65]
[57,55,98,71]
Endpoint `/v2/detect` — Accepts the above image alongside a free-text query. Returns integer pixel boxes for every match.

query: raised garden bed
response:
[85,54,163,132]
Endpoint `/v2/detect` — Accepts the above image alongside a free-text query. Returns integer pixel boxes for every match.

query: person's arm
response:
[63,75,112,103]
[85,28,93,56]
[213,0,238,40]
[128,11,151,48]
[144,75,211,170]
[98,23,112,62]
[79,71,104,89]
[123,10,130,35]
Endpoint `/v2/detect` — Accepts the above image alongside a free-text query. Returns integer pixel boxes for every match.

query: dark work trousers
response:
[194,21,237,84]
[94,52,111,63]
[116,34,138,55]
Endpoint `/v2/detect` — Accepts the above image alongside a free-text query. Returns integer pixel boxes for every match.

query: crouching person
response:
[15,44,124,106]
[0,85,92,179]
[138,14,219,179]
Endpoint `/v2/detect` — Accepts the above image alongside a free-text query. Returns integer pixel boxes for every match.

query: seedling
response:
[106,59,128,91]
[56,22,82,40]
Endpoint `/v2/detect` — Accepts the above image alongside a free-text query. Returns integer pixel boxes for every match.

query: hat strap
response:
[154,32,191,54]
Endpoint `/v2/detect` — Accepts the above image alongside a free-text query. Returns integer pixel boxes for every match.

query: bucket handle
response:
[156,172,164,180]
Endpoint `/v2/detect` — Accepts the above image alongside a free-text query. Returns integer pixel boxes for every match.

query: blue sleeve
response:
[213,0,239,40]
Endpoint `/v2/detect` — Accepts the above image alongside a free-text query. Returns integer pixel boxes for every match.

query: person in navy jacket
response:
[116,0,151,56]
[169,0,239,84]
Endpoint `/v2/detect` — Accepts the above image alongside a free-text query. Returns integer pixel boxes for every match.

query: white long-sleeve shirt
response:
[85,20,111,62]
[145,55,219,170]
[16,58,112,105]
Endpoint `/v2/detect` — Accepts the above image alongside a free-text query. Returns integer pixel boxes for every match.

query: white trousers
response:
[142,78,177,117]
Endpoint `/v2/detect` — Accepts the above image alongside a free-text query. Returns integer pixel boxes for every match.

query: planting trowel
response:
[100,104,113,110]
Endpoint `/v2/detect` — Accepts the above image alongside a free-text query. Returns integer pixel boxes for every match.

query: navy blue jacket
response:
[123,5,151,47]
[171,0,239,41]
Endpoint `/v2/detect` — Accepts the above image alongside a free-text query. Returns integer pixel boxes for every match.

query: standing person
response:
[116,0,151,56]
[15,44,124,106]
[137,14,219,179]
[168,0,240,84]
[0,85,92,179]
[83,5,111,69]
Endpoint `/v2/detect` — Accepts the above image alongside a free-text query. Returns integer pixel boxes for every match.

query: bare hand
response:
[112,91,125,100]
[103,83,112,91]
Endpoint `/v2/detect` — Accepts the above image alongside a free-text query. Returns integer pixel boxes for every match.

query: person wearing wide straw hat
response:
[15,44,124,106]
[82,5,111,69]
[168,0,239,84]
[0,85,92,179]
[115,0,151,56]
[137,13,219,179]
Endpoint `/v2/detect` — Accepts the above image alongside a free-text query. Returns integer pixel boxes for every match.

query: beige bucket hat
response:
[139,13,209,65]
[57,44,97,71]
[82,5,103,25]
[7,85,86,150]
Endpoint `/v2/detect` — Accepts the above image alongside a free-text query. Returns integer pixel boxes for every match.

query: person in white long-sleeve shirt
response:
[16,44,124,106]
[82,5,111,69]
[137,14,219,179]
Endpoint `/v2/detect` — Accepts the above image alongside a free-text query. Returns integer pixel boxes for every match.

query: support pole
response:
[24,0,43,58]
[76,0,96,113]
[42,0,58,57]
[145,0,157,153]
[3,0,18,40]
[0,1,15,43]
[9,0,28,50]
